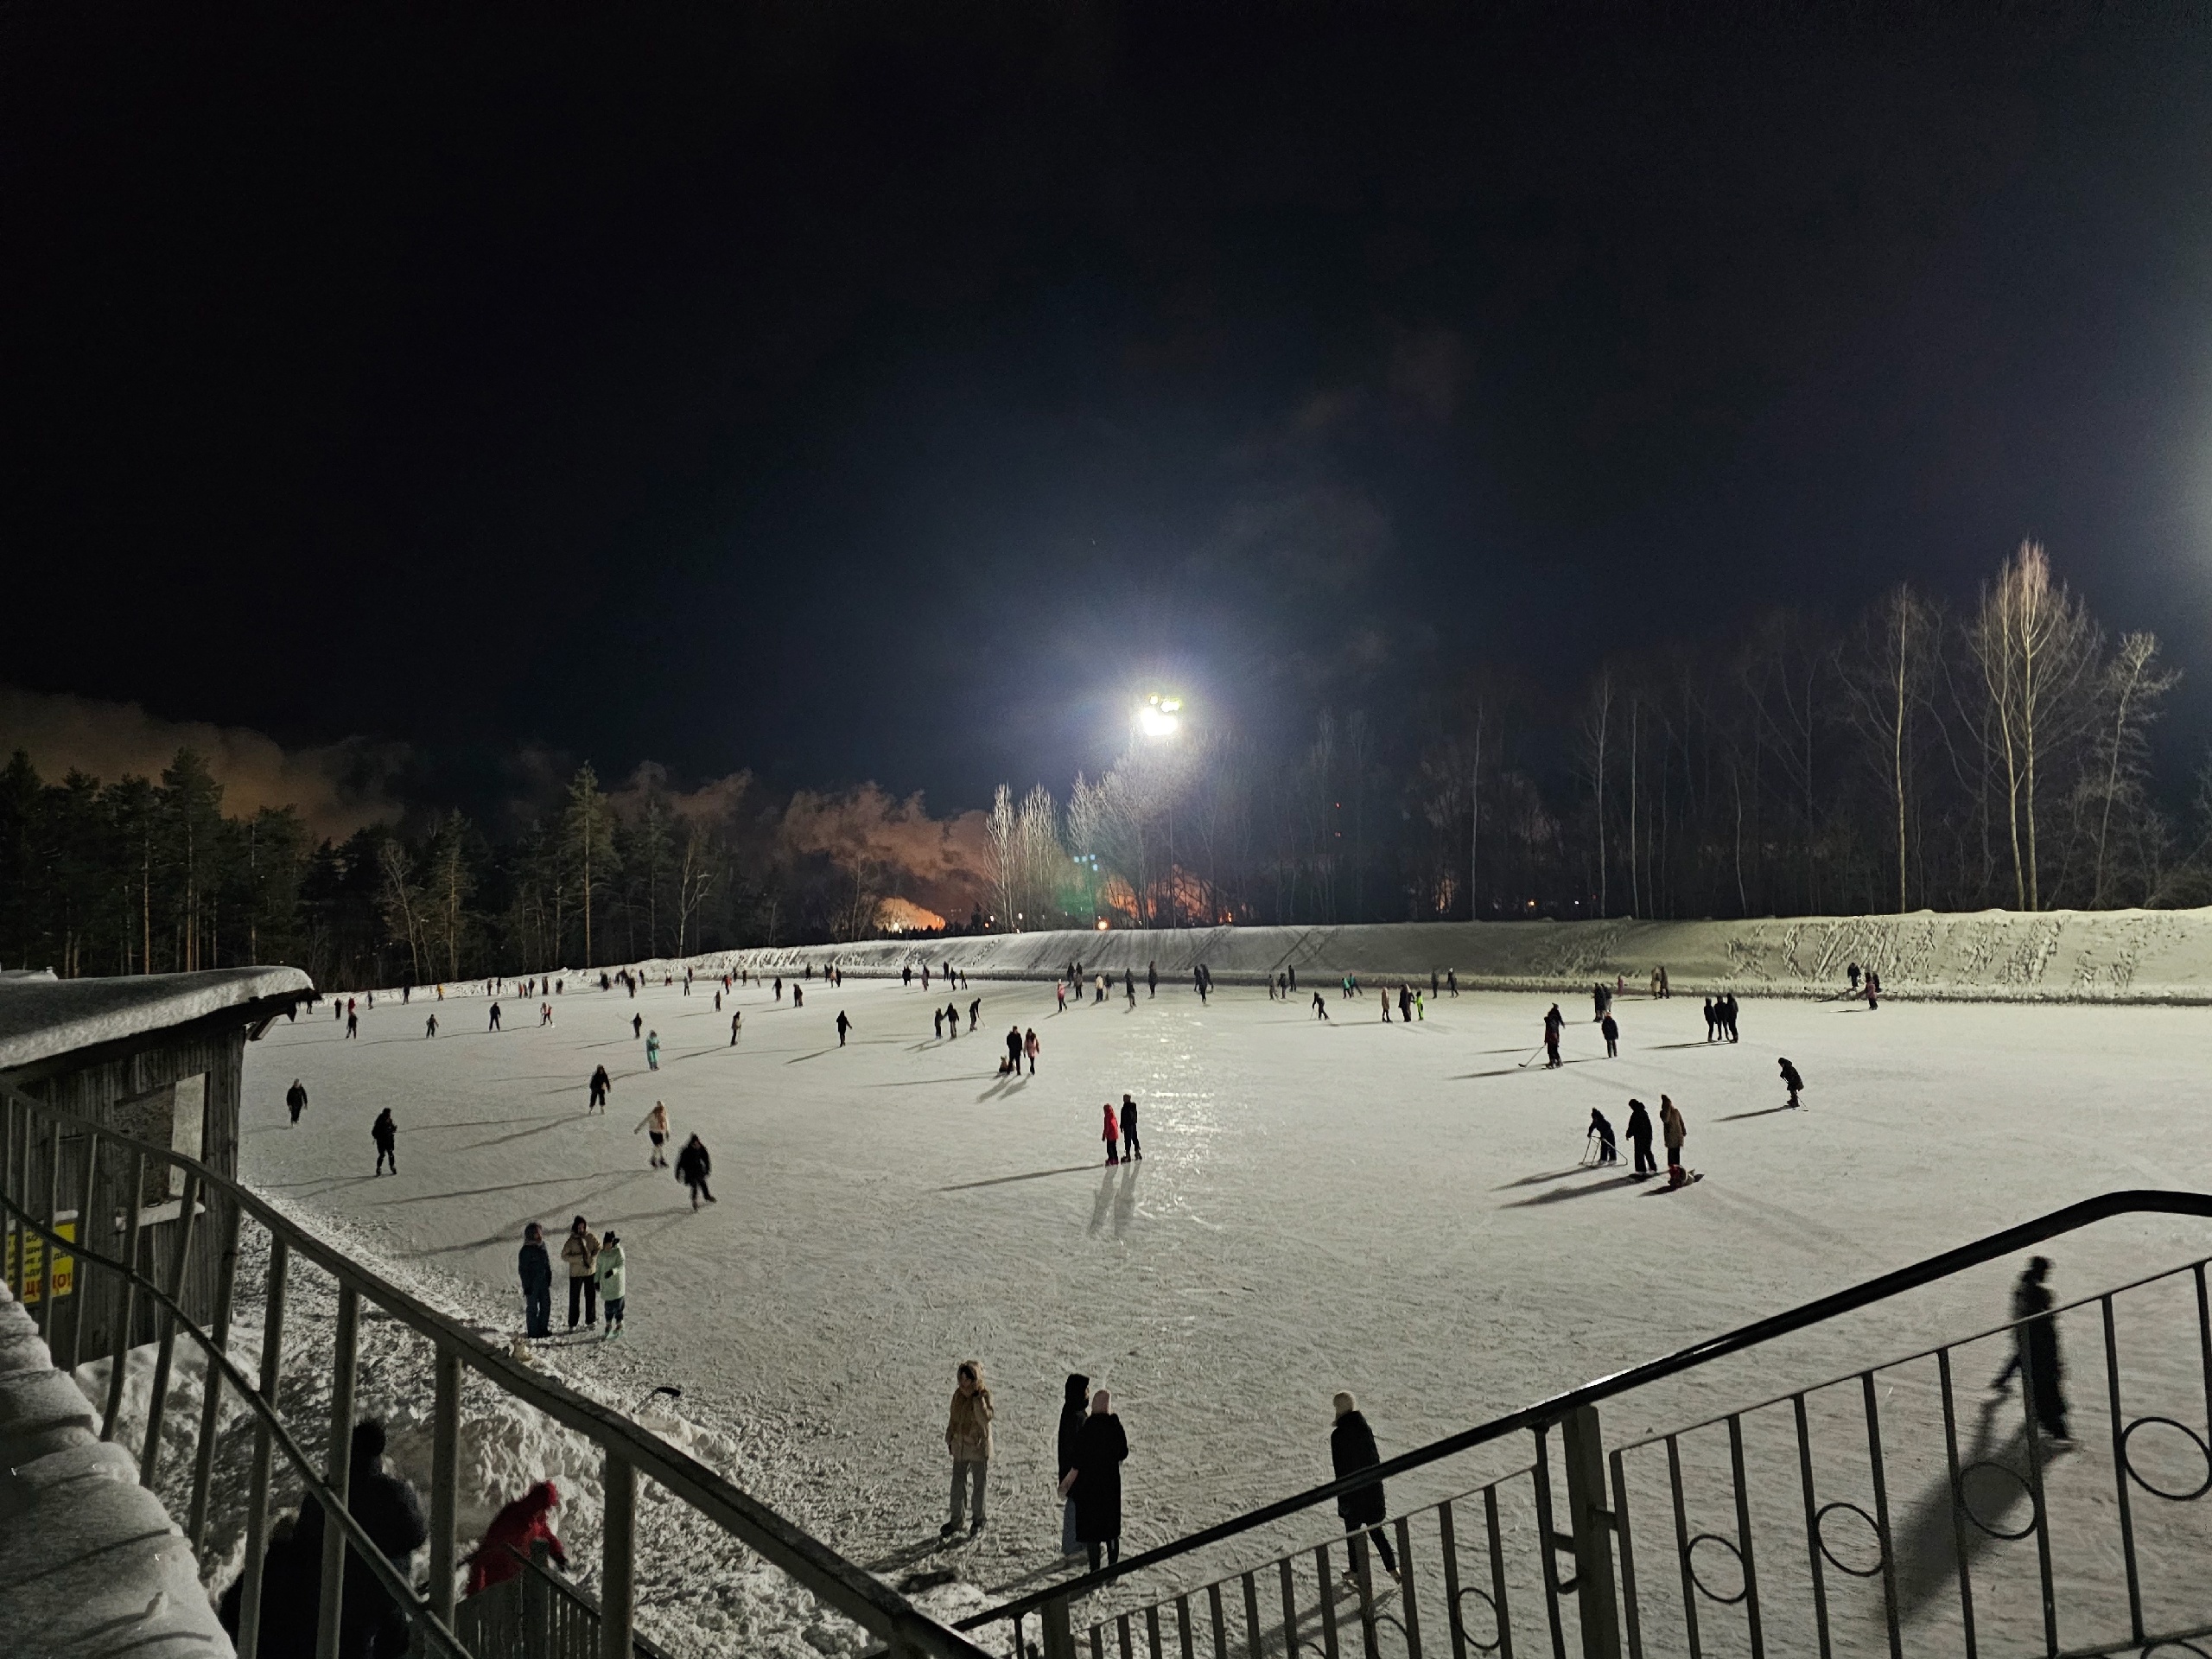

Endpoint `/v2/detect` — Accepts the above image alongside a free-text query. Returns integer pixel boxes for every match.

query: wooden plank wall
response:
[8,1029,245,1361]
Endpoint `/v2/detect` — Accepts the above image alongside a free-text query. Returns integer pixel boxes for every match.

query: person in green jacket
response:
[597,1231,626,1339]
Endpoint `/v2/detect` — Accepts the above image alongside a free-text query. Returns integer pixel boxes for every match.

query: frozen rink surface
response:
[242,975,2212,1636]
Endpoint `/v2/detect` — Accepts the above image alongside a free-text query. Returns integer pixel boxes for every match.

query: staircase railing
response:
[0,1080,989,1659]
[959,1190,2212,1659]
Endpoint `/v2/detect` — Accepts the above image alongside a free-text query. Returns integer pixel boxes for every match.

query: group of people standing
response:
[941,1365,1402,1587]
[1701,995,1742,1042]
[515,1217,627,1339]
[1101,1096,1141,1161]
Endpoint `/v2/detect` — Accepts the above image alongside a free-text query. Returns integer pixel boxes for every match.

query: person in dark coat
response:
[1542,1004,1564,1068]
[1057,1372,1090,1556]
[1778,1057,1805,1109]
[223,1419,426,1659]
[676,1134,715,1209]
[1600,1013,1620,1058]
[518,1223,553,1338]
[1119,1096,1141,1160]
[588,1065,611,1112]
[1624,1099,1656,1176]
[1993,1256,2070,1440]
[372,1109,397,1176]
[1587,1108,1618,1165]
[286,1079,308,1124]
[1060,1389,1128,1571]
[1330,1393,1399,1580]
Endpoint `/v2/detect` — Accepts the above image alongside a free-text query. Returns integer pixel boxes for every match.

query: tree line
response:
[994,542,2209,931]
[4,543,2207,982]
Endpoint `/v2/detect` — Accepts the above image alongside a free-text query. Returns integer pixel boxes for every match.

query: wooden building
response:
[0,966,315,1360]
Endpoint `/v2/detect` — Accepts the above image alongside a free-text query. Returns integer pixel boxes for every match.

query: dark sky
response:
[7,3,2212,815]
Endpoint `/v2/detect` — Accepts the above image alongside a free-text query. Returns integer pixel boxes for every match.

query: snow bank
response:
[357,909,2212,1006]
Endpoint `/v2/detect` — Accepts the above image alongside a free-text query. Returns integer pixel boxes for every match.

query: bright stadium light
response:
[1138,693,1182,739]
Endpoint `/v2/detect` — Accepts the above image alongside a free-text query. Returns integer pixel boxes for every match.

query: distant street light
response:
[1137,693,1182,739]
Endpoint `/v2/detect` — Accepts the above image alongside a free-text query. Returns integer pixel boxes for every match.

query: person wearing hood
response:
[221,1418,426,1659]
[597,1230,626,1338]
[942,1360,995,1537]
[465,1480,567,1596]
[1057,1373,1090,1556]
[1330,1393,1399,1582]
[1660,1095,1688,1182]
[1778,1057,1805,1109]
[1060,1389,1129,1571]
[676,1134,715,1208]
[560,1215,601,1330]
[518,1223,552,1338]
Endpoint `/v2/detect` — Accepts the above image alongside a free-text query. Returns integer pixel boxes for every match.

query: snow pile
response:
[76,1201,954,1659]
[340,909,2212,1006]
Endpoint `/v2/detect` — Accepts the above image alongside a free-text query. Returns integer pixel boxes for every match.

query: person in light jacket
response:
[1660,1095,1688,1179]
[596,1231,626,1338]
[941,1360,995,1537]
[1061,1389,1128,1571]
[560,1216,601,1330]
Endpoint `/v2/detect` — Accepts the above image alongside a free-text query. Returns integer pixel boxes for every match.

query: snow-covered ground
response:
[242,974,2212,1652]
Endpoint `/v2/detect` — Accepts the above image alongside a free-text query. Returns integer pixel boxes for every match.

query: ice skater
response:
[941,1361,995,1538]
[1660,1095,1689,1185]
[1119,1095,1141,1160]
[1330,1392,1400,1582]
[1992,1256,2069,1440]
[1312,991,1330,1020]
[1778,1057,1804,1109]
[588,1065,611,1112]
[1625,1098,1656,1175]
[1147,960,1158,997]
[968,997,980,1031]
[1586,1107,1618,1165]
[1102,1103,1121,1165]
[286,1079,308,1125]
[730,1010,741,1045]
[645,1030,661,1070]
[1025,1028,1039,1073]
[632,1012,643,1039]
[1543,1004,1564,1068]
[1058,1373,1090,1556]
[837,1010,854,1046]
[934,1007,945,1039]
[1006,1025,1024,1071]
[675,1134,715,1209]
[372,1107,397,1175]
[1702,999,1718,1042]
[346,1007,359,1039]
[1601,1011,1619,1058]
[597,1231,626,1338]
[489,1001,502,1031]
[636,1101,670,1166]
[424,1014,438,1038]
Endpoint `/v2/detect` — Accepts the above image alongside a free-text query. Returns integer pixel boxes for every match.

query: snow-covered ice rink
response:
[242,973,2212,1622]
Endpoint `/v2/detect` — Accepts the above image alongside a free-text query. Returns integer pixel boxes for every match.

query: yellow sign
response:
[3,1219,76,1304]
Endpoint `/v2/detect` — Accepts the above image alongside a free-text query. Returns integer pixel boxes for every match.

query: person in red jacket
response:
[464,1480,567,1596]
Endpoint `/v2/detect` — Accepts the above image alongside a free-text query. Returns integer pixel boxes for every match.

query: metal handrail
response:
[0,1081,989,1659]
[963,1187,2212,1630]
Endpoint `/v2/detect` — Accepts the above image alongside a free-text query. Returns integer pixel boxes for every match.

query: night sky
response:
[7,4,2212,817]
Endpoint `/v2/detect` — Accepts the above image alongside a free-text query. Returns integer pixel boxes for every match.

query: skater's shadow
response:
[1114,1162,1140,1236]
[1089,1167,1117,1235]
[1493,1166,1595,1190]
[863,1535,962,1574]
[1715,1104,1797,1122]
[976,1076,1028,1102]
[942,1164,1098,1192]
[783,1048,842,1064]
[1502,1173,1642,1207]
[454,1117,578,1152]
[1891,1395,2058,1620]
[1647,1041,1729,1050]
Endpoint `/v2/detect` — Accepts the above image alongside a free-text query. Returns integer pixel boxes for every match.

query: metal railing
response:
[959,1191,2212,1659]
[0,1080,990,1659]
